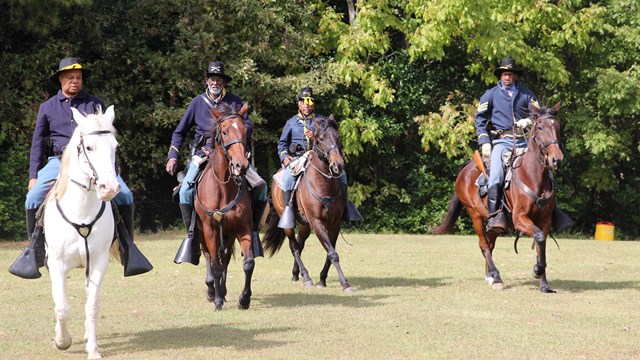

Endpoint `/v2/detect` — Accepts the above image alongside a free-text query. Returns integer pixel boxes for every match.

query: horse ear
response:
[104,105,115,124]
[70,107,85,126]
[238,102,249,116]
[551,101,561,113]
[530,102,541,115]
[210,108,222,119]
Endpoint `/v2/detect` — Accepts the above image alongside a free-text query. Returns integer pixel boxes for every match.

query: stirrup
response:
[174,236,200,265]
[8,247,42,279]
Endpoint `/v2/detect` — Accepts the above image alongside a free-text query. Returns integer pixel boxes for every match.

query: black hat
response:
[49,57,92,83]
[493,58,523,78]
[205,61,232,82]
[296,86,315,104]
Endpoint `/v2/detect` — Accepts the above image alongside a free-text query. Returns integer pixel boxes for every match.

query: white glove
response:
[516,118,532,129]
[481,143,491,160]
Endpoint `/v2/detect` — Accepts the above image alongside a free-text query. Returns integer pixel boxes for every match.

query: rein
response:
[55,200,107,282]
[511,114,559,208]
[212,114,248,184]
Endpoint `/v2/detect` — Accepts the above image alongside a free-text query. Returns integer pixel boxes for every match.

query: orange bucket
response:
[594,221,615,241]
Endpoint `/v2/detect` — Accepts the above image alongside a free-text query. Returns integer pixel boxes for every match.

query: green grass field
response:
[1,232,639,359]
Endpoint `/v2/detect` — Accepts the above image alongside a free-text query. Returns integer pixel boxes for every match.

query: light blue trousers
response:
[25,156,133,210]
[179,161,267,205]
[488,137,527,187]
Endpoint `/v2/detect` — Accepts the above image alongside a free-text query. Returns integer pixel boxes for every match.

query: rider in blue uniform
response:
[276,87,361,229]
[166,61,267,264]
[10,57,152,279]
[475,58,574,233]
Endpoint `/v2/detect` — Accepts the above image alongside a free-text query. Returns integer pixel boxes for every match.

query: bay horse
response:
[263,115,353,292]
[194,102,256,310]
[44,106,122,359]
[433,102,563,293]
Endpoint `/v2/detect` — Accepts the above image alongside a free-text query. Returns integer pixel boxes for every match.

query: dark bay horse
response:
[263,115,354,292]
[194,102,256,309]
[433,102,563,293]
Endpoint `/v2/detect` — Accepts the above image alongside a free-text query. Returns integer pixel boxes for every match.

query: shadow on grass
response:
[261,291,385,309]
[96,324,294,356]
[512,279,640,293]
[347,276,449,290]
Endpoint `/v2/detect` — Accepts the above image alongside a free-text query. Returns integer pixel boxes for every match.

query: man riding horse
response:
[475,58,574,234]
[166,61,267,264]
[10,57,152,279]
[277,86,361,228]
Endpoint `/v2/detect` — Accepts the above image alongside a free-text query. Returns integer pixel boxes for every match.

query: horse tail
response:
[432,193,463,234]
[262,205,286,257]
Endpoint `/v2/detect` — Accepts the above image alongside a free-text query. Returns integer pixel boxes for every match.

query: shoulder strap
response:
[200,94,215,109]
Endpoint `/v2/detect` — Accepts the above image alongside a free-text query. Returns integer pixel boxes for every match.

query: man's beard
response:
[208,84,222,96]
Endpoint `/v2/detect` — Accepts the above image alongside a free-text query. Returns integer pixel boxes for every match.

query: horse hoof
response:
[343,286,355,293]
[238,301,250,310]
[88,350,103,359]
[55,338,72,351]
[492,283,505,291]
[303,280,314,288]
[540,286,556,294]
[291,275,299,282]
[316,281,326,288]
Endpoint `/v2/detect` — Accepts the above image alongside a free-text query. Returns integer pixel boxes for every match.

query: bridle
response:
[212,114,248,184]
[528,114,561,169]
[309,127,344,179]
[71,130,116,191]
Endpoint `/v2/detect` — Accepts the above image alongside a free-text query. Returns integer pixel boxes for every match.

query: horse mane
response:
[55,108,116,200]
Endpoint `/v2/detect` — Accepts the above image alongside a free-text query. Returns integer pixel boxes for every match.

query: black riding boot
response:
[174,203,201,265]
[278,190,295,229]
[552,205,575,233]
[486,185,507,234]
[341,183,363,222]
[116,204,153,276]
[8,208,46,279]
[251,200,267,258]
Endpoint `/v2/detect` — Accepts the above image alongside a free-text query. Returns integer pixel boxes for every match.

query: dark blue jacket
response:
[29,89,105,178]
[475,82,538,146]
[277,112,319,163]
[167,90,251,160]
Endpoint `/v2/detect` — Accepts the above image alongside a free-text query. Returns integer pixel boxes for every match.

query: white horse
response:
[44,105,122,359]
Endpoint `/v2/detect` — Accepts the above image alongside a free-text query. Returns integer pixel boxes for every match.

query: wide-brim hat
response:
[49,57,92,83]
[205,61,232,82]
[296,86,315,104]
[493,58,523,78]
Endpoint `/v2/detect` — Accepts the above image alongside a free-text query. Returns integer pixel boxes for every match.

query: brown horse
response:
[194,102,256,309]
[433,102,563,293]
[263,115,354,292]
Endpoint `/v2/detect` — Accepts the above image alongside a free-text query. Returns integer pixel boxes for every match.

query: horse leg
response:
[287,225,313,287]
[49,263,72,352]
[316,226,353,292]
[317,256,331,288]
[237,247,254,309]
[205,252,215,302]
[471,215,503,290]
[533,228,556,293]
[84,258,108,359]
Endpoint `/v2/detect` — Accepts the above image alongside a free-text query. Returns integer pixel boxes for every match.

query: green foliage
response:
[1,0,640,238]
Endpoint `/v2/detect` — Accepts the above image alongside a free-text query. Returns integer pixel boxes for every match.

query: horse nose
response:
[552,157,563,170]
[97,181,121,201]
[230,160,247,177]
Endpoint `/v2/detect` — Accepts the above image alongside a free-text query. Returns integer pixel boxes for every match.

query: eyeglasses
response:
[300,97,314,105]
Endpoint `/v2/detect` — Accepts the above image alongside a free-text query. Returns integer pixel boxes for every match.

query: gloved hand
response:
[166,158,178,176]
[516,118,532,129]
[481,143,492,160]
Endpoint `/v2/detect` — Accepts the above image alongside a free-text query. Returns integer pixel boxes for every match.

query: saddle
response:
[475,147,526,198]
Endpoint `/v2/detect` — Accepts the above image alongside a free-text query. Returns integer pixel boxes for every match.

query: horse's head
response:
[529,101,563,171]
[312,115,344,176]
[210,102,250,177]
[68,106,121,201]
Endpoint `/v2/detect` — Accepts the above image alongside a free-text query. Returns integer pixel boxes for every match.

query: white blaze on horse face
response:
[232,122,238,130]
